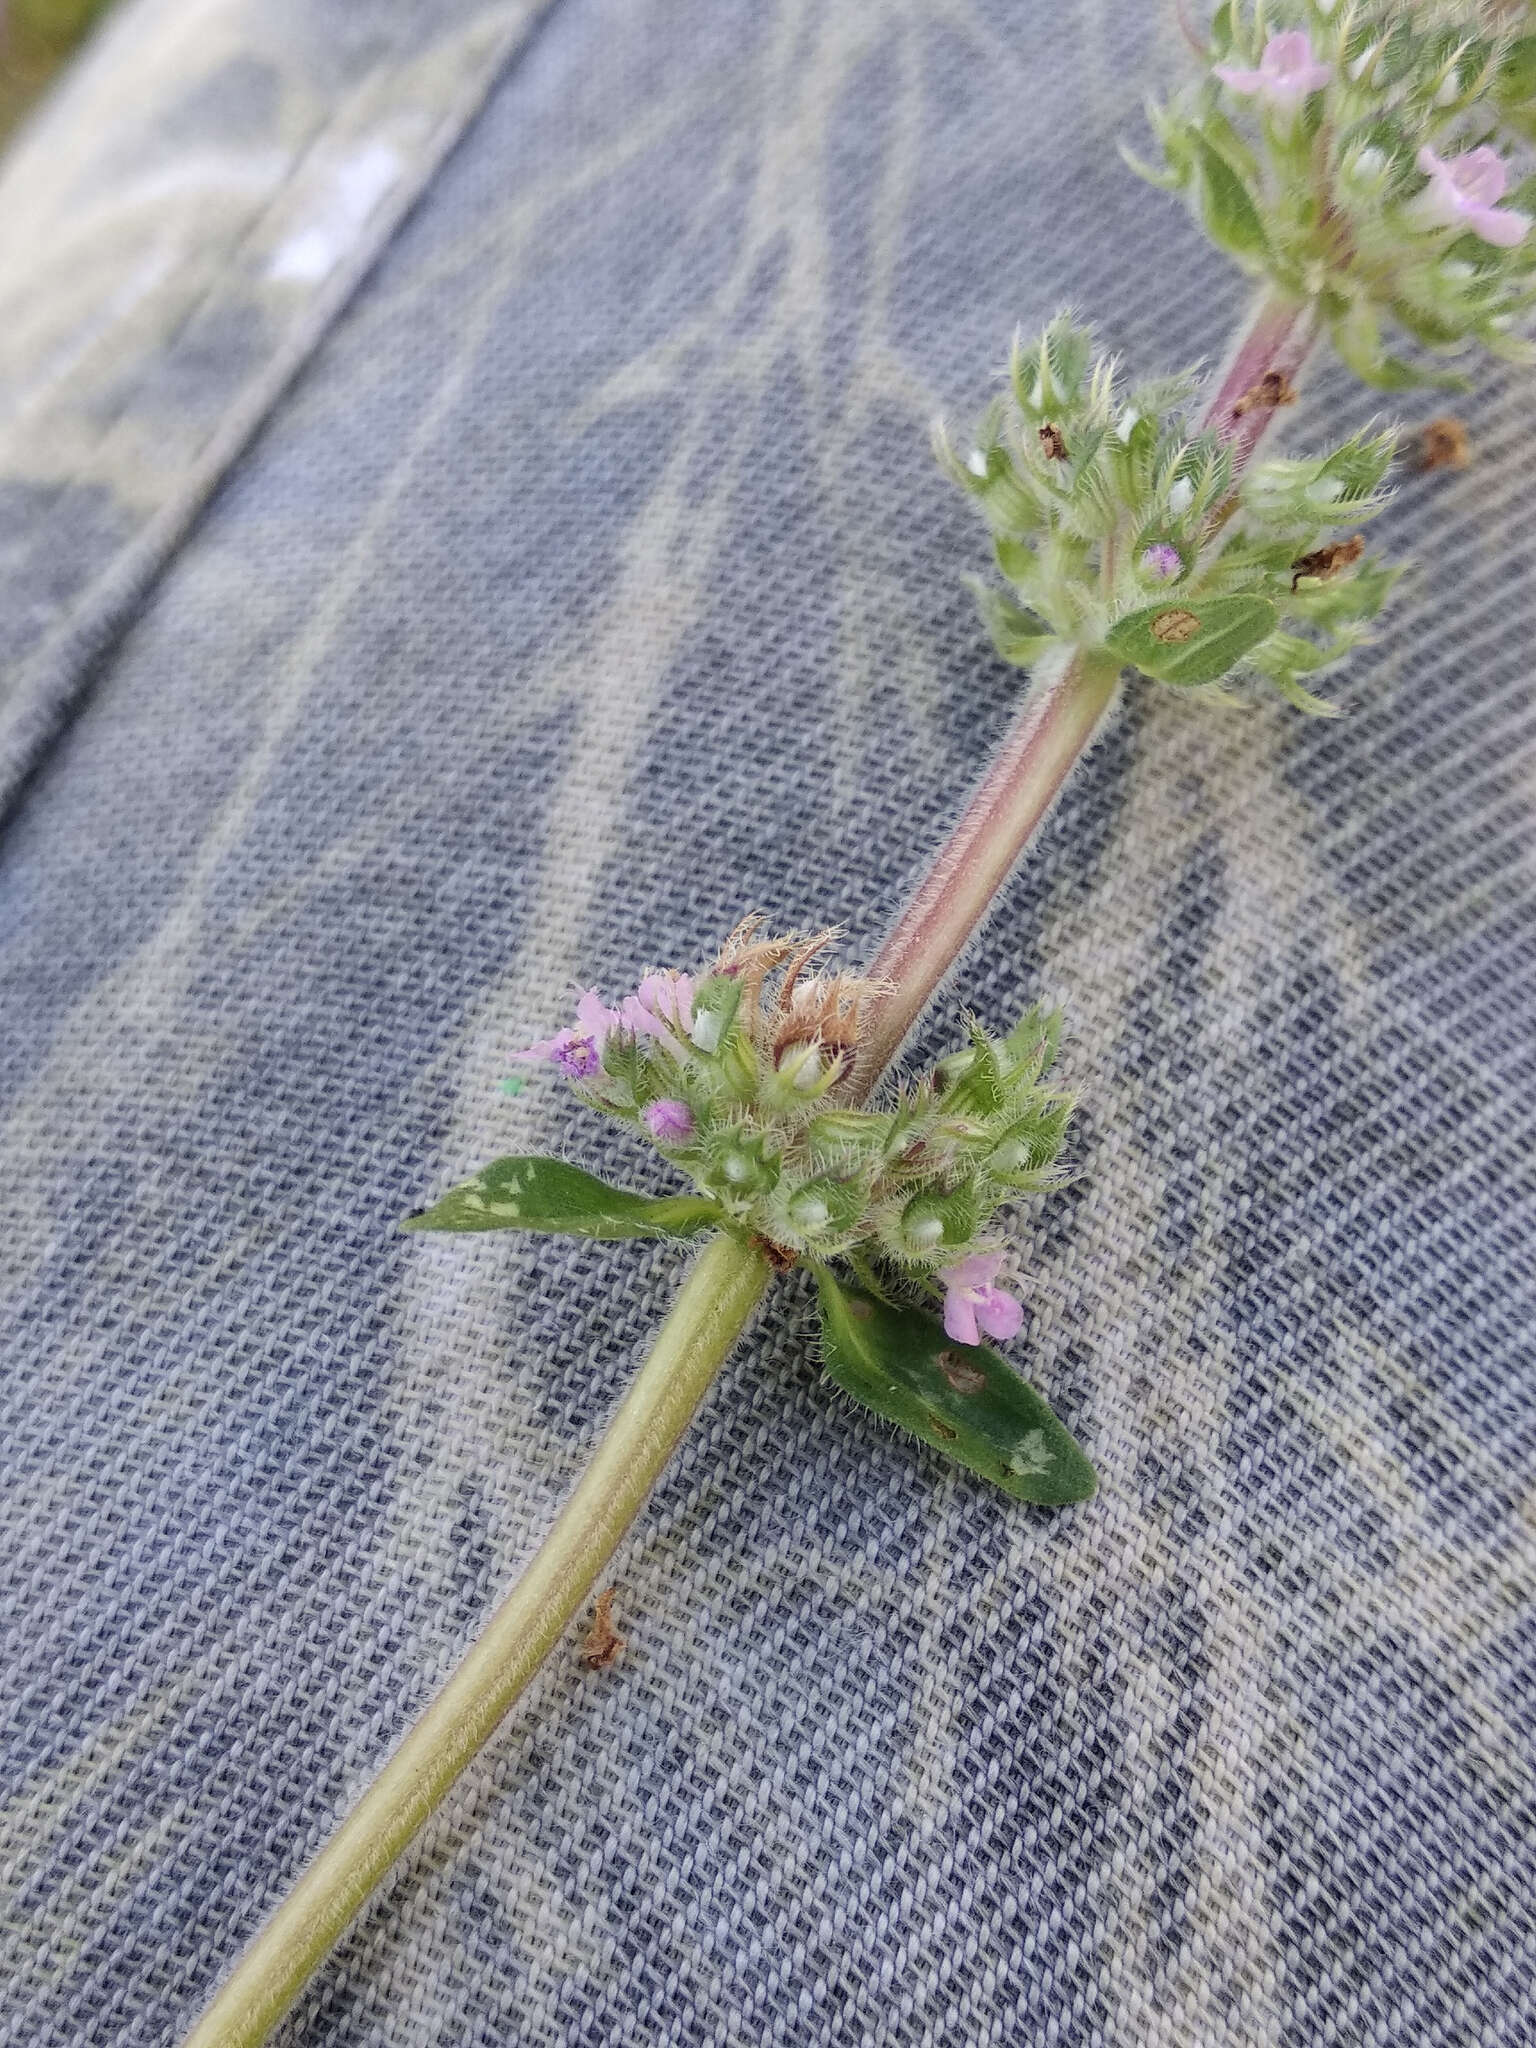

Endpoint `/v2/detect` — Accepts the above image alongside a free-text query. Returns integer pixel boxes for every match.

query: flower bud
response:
[1343,145,1388,189]
[782,1175,862,1242]
[1140,542,1183,583]
[688,975,741,1054]
[776,1039,826,1095]
[703,1130,779,1207]
[899,1188,978,1256]
[643,1099,695,1145]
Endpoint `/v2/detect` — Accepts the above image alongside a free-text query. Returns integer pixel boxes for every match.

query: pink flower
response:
[643,1098,696,1144]
[620,971,695,1055]
[1214,31,1331,111]
[1413,145,1529,248]
[514,988,619,1080]
[938,1252,1024,1348]
[1140,542,1183,583]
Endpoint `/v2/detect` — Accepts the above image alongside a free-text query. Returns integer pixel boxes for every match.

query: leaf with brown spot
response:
[814,1268,1096,1505]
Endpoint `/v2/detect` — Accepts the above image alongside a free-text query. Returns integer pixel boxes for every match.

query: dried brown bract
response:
[1231,369,1297,418]
[1290,533,1365,592]
[1415,416,1471,473]
[1037,423,1068,460]
[714,916,882,1071]
[580,1587,627,1671]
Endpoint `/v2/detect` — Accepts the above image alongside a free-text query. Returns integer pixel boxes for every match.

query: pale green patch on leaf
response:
[815,1268,1096,1506]
[403,1156,724,1238]
[1106,593,1277,686]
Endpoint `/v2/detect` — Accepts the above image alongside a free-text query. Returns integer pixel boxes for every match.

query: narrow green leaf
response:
[1193,135,1269,262]
[1264,669,1342,719]
[1498,33,1536,107]
[1000,1001,1062,1082]
[1106,593,1277,686]
[403,1156,724,1238]
[1248,629,1335,675]
[1116,138,1185,193]
[971,581,1059,668]
[815,1269,1096,1506]
[993,534,1037,588]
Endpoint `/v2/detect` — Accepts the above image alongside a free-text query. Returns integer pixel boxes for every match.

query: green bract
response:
[939,314,1399,712]
[1138,1,1536,385]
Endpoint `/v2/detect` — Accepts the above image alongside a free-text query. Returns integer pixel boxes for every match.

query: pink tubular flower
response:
[514,988,619,1080]
[1214,31,1331,111]
[643,1098,696,1144]
[1413,145,1529,248]
[938,1252,1024,1348]
[620,971,695,1055]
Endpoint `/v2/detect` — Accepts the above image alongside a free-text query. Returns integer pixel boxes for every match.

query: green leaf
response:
[1000,1001,1062,1082]
[970,581,1059,668]
[1105,594,1277,686]
[1116,137,1185,193]
[1263,669,1342,719]
[1247,629,1335,676]
[814,1269,1096,1506]
[1498,33,1536,108]
[993,534,1037,587]
[403,1156,724,1238]
[1193,135,1269,262]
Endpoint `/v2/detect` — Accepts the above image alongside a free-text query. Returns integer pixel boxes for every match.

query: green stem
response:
[181,1233,771,2048]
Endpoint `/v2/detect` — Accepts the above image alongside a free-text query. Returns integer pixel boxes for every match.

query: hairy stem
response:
[181,1233,772,2048]
[852,644,1123,1087]
[1199,289,1317,468]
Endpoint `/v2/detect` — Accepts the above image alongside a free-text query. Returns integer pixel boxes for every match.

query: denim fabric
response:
[2,3,1534,2044]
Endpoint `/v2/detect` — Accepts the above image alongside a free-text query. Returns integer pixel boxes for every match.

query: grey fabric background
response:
[2,2,1534,2044]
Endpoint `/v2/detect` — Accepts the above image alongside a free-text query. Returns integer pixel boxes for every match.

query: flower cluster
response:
[939,314,1398,713]
[514,919,1074,1340]
[1138,2,1536,385]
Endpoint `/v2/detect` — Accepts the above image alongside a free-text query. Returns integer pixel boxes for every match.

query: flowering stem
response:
[183,287,1319,2048]
[854,286,1316,1086]
[180,1233,772,2048]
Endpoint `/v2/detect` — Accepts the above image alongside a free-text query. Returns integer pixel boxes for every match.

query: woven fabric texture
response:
[2,2,1534,2044]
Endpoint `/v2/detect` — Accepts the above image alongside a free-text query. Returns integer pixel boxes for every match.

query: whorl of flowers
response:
[1137,2,1536,385]
[938,314,1399,714]
[515,919,1074,1340]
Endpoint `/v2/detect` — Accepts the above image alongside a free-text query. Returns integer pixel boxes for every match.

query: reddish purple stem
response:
[1199,292,1317,460]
